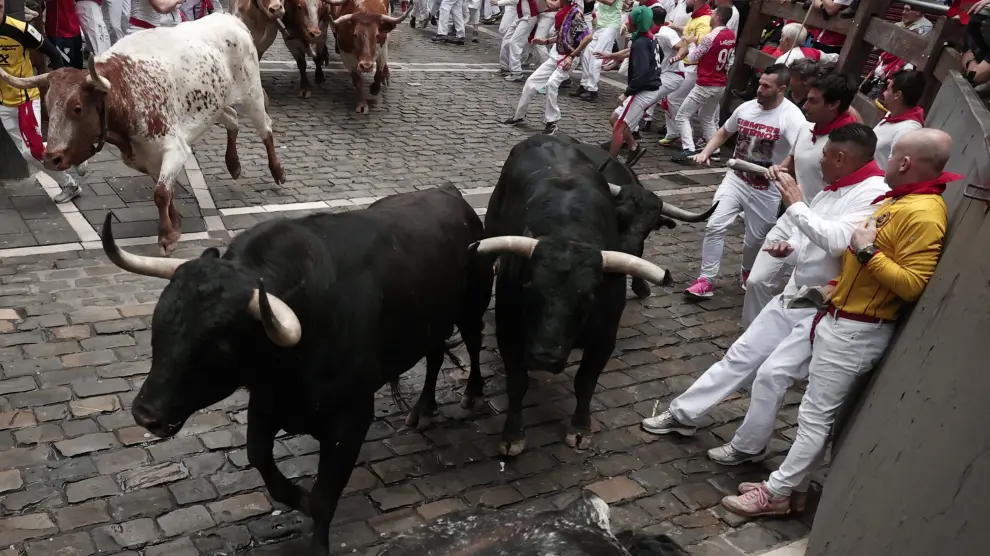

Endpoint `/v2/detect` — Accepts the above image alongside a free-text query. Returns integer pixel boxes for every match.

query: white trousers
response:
[613,88,662,127]
[413,0,432,25]
[613,71,683,130]
[699,174,780,280]
[529,12,555,65]
[500,14,537,73]
[437,0,466,37]
[108,0,131,42]
[676,84,724,150]
[663,72,696,139]
[742,247,793,326]
[499,5,517,34]
[669,296,816,430]
[513,48,569,123]
[0,100,75,188]
[76,0,112,56]
[579,25,619,92]
[766,313,895,497]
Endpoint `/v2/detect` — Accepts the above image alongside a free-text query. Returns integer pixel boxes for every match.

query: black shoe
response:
[448,37,465,45]
[641,120,652,132]
[632,130,641,140]
[579,90,598,102]
[570,85,587,97]
[410,16,416,27]
[431,34,446,42]
[430,15,438,26]
[560,78,573,88]
[503,117,524,125]
[626,145,647,166]
[543,121,558,135]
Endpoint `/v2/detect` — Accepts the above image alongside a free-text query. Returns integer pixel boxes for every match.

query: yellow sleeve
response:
[865,212,945,303]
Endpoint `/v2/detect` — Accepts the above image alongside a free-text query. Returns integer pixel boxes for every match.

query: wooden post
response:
[721,0,768,122]
[836,0,893,81]
[918,17,965,109]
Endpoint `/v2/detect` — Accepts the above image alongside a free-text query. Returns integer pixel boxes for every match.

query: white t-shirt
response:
[723,98,807,191]
[654,26,681,75]
[667,0,690,28]
[873,118,924,170]
[791,124,829,202]
[726,5,739,36]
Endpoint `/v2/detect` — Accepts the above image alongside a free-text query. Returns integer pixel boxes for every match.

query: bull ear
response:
[200,247,221,259]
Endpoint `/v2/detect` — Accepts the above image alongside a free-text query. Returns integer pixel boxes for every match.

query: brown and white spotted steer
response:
[0,13,286,256]
[330,0,410,113]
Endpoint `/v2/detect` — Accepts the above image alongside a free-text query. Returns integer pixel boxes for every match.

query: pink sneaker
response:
[738,482,761,494]
[738,482,807,513]
[741,270,750,291]
[722,484,791,517]
[684,277,714,299]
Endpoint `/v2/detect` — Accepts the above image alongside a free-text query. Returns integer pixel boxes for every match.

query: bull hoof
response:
[300,88,312,99]
[631,278,652,299]
[226,159,241,180]
[356,102,370,114]
[460,394,486,411]
[405,411,434,431]
[499,438,527,457]
[370,83,382,96]
[565,427,593,451]
[270,162,286,185]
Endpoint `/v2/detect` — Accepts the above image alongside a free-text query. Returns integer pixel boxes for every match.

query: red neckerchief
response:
[810,111,857,144]
[692,3,712,18]
[872,172,964,204]
[823,160,885,192]
[17,101,45,161]
[947,0,975,25]
[880,105,925,126]
[798,46,821,60]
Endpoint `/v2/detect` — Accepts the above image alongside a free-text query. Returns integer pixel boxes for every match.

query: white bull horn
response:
[101,212,188,279]
[608,183,622,196]
[601,251,672,286]
[379,4,412,24]
[332,12,354,26]
[248,279,302,347]
[86,53,112,93]
[472,236,539,258]
[0,65,51,90]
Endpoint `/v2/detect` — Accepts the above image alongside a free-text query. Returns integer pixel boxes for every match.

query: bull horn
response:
[101,212,188,279]
[332,12,355,26]
[0,66,51,90]
[471,236,538,258]
[608,183,622,196]
[249,278,302,347]
[658,198,720,223]
[86,53,111,93]
[601,251,673,286]
[379,4,412,24]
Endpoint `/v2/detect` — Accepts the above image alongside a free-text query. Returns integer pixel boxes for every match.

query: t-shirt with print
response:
[722,98,807,190]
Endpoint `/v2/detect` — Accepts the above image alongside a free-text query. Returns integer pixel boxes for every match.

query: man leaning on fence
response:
[720,128,963,517]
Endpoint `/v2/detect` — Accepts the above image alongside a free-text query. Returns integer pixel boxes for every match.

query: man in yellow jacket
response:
[721,127,961,517]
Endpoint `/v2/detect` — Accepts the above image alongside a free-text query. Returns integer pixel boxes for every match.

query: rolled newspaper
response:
[727,158,771,177]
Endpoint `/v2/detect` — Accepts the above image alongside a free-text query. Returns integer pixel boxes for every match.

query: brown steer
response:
[330,0,410,113]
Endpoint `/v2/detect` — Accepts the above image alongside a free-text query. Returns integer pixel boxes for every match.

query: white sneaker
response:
[641,410,697,436]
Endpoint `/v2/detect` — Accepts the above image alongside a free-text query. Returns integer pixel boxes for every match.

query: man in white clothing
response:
[76,0,112,54]
[641,124,889,470]
[681,64,806,299]
[435,0,467,43]
[873,69,925,170]
[496,0,538,79]
[570,0,620,101]
[742,71,859,324]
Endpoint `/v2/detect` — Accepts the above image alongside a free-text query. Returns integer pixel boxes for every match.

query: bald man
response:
[720,128,961,517]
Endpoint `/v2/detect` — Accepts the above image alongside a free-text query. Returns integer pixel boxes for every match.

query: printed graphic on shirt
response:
[875,210,892,229]
[732,118,780,189]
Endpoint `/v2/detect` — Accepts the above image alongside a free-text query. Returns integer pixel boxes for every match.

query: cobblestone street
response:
[2,21,813,556]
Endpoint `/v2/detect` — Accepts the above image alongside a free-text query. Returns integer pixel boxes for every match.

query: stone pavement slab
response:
[0,18,816,556]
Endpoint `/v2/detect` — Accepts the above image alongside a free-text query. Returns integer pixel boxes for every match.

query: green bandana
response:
[630,5,653,41]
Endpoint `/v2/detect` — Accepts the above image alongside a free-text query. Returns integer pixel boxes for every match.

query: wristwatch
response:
[855,244,879,265]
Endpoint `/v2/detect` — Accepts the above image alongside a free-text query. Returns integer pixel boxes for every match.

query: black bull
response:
[474,134,692,457]
[101,185,494,555]
[552,133,718,298]
[379,492,690,555]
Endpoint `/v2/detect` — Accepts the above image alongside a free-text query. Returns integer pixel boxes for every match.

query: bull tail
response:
[388,380,408,411]
[614,531,689,556]
[443,337,467,375]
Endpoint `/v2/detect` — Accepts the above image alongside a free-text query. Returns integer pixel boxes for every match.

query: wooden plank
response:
[934,47,963,82]
[838,0,893,79]
[760,2,854,35]
[743,47,776,71]
[863,17,930,68]
[920,17,962,109]
[852,93,884,127]
[722,0,769,121]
